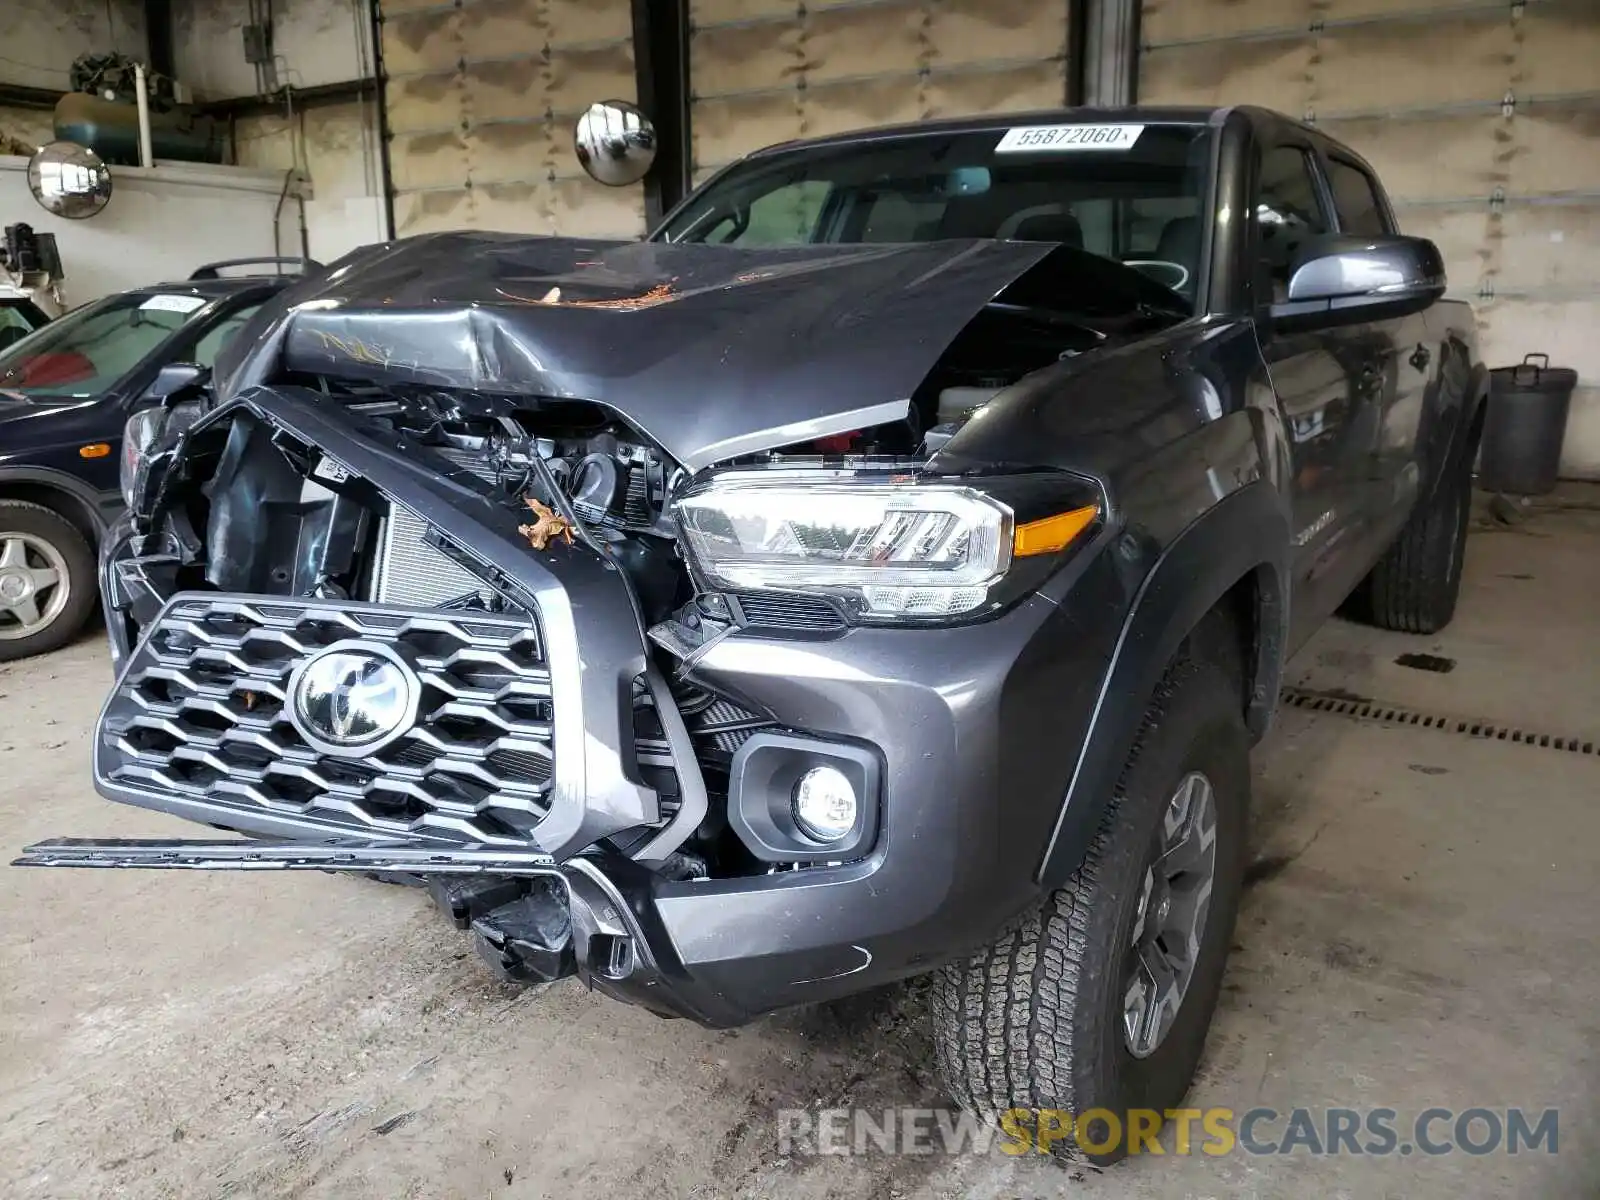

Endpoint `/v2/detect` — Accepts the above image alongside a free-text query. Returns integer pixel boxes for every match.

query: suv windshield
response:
[657,121,1214,308]
[0,290,211,400]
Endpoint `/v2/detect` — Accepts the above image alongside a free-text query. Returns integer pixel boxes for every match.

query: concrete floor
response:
[1,488,1596,1199]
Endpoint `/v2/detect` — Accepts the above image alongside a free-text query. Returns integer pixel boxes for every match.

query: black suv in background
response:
[0,259,317,660]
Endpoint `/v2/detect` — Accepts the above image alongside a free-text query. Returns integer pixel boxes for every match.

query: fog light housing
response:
[793,766,858,843]
[727,733,881,864]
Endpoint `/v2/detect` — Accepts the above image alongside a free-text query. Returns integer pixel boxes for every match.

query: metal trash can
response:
[1480,353,1577,495]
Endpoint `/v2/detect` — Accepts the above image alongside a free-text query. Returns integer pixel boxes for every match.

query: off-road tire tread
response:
[1362,459,1471,635]
[0,499,96,661]
[931,651,1210,1135]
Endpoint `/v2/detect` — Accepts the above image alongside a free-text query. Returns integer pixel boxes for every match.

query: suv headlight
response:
[674,470,1099,622]
[120,404,202,509]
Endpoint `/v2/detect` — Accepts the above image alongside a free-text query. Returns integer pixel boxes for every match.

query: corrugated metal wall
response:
[690,0,1072,183]
[377,0,646,237]
[1141,0,1600,476]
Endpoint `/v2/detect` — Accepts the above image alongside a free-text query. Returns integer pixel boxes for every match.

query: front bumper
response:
[33,554,1122,1026]
[38,387,1129,1025]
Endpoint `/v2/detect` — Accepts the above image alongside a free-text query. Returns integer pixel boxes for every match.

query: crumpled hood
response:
[218,232,1065,471]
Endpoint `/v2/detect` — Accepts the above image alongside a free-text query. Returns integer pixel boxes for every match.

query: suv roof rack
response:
[188,257,322,280]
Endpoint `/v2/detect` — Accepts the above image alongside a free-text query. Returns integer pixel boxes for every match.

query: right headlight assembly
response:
[674,469,1101,623]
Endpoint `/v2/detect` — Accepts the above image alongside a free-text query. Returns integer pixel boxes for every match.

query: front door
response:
[1319,152,1431,548]
[1250,138,1388,652]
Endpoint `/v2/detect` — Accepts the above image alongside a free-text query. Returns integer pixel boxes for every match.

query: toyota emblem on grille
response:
[287,642,421,756]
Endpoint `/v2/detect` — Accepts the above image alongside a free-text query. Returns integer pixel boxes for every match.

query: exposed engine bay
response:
[129,379,948,629]
[197,388,688,621]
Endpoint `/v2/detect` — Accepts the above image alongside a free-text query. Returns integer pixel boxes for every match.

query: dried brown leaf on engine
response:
[519,497,575,550]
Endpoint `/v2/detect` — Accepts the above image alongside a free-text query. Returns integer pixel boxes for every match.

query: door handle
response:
[1409,344,1431,371]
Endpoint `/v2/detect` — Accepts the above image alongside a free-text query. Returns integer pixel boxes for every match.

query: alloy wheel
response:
[0,533,71,640]
[1122,770,1219,1058]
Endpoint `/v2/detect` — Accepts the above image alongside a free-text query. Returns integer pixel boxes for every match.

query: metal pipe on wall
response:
[349,0,379,203]
[368,0,397,239]
[134,64,154,168]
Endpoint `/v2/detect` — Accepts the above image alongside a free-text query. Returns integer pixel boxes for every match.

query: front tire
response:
[1359,455,1471,634]
[0,500,97,662]
[931,649,1249,1164]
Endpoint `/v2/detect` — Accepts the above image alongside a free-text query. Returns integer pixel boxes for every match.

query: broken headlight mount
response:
[120,401,207,511]
[673,466,1103,625]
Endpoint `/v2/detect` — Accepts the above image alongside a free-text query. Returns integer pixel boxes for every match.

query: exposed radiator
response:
[372,450,496,609]
[373,503,491,608]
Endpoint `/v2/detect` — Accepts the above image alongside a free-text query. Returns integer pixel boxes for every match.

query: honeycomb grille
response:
[100,596,554,844]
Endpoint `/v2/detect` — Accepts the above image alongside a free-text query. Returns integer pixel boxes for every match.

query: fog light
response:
[792,765,858,842]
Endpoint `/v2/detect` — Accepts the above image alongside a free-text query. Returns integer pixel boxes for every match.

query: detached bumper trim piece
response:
[12,837,561,875]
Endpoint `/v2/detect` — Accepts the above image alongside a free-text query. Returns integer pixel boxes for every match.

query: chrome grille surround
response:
[98,595,553,845]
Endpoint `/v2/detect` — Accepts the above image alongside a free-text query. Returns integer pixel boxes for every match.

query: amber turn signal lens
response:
[78,443,112,459]
[1013,505,1098,557]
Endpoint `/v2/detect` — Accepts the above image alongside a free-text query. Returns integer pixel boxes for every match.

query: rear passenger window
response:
[1324,157,1389,237]
[1255,146,1329,302]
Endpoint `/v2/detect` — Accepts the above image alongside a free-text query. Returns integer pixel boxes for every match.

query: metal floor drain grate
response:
[1280,687,1598,757]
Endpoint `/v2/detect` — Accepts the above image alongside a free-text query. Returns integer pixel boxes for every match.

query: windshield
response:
[657,122,1213,308]
[0,290,212,400]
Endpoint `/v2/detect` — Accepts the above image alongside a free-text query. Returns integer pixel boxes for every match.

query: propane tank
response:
[53,91,223,166]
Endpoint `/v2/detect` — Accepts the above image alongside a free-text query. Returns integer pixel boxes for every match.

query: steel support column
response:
[631,0,692,228]
[1066,0,1090,106]
[144,0,176,80]
[1083,0,1141,106]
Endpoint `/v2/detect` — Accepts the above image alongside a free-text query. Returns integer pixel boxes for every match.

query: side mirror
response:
[1271,234,1446,324]
[141,361,209,402]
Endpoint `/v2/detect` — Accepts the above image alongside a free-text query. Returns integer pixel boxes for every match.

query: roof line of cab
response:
[744,105,1233,160]
[740,104,1377,175]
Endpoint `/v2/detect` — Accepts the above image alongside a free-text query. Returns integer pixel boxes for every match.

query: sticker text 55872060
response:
[994,124,1145,154]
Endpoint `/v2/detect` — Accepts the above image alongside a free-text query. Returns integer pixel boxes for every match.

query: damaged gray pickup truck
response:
[20,105,1485,1160]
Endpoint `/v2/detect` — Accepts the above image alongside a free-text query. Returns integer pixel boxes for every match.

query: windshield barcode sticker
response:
[138,293,207,313]
[995,124,1145,153]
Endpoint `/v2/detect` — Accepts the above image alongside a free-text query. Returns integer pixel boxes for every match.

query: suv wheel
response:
[0,500,97,662]
[930,648,1248,1164]
[1359,453,1471,634]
